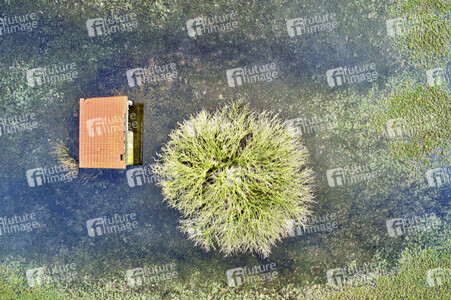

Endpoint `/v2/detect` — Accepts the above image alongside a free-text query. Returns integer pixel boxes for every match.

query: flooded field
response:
[0,0,449,299]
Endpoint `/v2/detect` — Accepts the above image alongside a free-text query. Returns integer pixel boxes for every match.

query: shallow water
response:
[0,0,449,296]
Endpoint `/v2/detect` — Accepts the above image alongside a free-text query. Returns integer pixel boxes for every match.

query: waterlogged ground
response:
[0,0,449,296]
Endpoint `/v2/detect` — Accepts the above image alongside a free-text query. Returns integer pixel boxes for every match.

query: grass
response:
[324,247,450,300]
[151,101,315,258]
[50,139,79,177]
[374,83,450,164]
[390,0,451,64]
[378,0,450,164]
[1,246,449,299]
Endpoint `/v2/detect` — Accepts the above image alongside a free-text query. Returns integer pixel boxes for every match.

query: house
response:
[79,96,143,169]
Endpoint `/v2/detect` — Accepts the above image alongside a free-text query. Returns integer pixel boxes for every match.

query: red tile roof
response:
[79,96,128,169]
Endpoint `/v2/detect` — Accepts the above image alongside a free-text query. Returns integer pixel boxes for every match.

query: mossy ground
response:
[2,239,450,299]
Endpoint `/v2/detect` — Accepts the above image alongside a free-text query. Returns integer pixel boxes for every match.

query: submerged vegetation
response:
[379,0,450,164]
[375,83,450,164]
[390,0,451,64]
[1,238,449,299]
[151,102,315,258]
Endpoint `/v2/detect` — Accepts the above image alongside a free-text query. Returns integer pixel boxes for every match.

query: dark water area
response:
[0,0,449,296]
